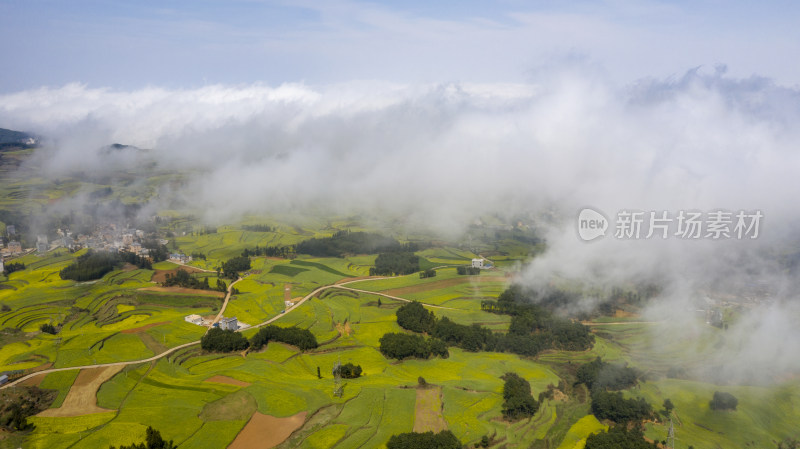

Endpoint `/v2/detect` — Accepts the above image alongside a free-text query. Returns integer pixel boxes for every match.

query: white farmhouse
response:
[184,314,203,325]
[471,258,484,269]
[219,317,238,331]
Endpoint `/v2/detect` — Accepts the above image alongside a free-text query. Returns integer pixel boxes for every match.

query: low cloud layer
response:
[2,66,799,382]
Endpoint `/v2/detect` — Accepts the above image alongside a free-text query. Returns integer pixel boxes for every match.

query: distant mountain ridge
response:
[0,127,38,148]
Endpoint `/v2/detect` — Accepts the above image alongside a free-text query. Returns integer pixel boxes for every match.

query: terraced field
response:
[1,226,798,449]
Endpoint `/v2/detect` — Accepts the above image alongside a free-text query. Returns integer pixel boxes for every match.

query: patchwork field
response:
[1,221,797,449]
[38,365,124,417]
[413,386,448,433]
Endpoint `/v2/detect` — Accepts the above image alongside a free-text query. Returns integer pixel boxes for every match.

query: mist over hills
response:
[2,67,799,386]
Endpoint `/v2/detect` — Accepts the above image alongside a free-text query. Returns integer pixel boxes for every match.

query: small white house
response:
[284,300,295,308]
[219,317,238,331]
[471,258,485,269]
[36,235,49,254]
[7,241,21,254]
[184,314,203,325]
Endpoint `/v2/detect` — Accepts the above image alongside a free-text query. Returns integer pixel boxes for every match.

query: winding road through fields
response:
[0,275,454,390]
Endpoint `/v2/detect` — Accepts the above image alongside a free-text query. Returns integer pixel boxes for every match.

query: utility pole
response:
[332,357,343,398]
[667,417,675,449]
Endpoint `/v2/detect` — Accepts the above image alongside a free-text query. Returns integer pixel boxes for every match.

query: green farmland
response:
[0,207,798,449]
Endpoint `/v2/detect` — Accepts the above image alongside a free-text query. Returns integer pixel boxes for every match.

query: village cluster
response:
[0,222,196,271]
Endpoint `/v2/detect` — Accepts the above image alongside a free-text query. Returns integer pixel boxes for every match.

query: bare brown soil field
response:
[228,411,307,449]
[204,375,252,387]
[18,374,45,387]
[37,365,123,417]
[413,386,448,433]
[138,286,224,297]
[385,276,505,297]
[334,321,353,336]
[151,266,206,283]
[120,321,170,334]
[614,309,638,318]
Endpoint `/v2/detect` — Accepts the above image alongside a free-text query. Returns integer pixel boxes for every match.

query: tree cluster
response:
[141,239,169,263]
[241,224,275,232]
[369,252,419,276]
[296,230,415,257]
[479,285,594,352]
[250,325,318,351]
[334,363,362,378]
[501,372,539,421]
[379,332,449,360]
[590,390,653,423]
[190,252,206,260]
[576,357,640,391]
[419,268,436,279]
[162,269,210,290]
[396,301,436,333]
[241,244,294,258]
[0,398,35,431]
[109,426,177,449]
[39,323,58,335]
[584,425,658,449]
[59,250,119,281]
[200,328,249,352]
[386,430,461,449]
[457,266,481,275]
[3,262,25,276]
[118,251,153,270]
[709,391,738,411]
[221,256,251,278]
[397,291,593,358]
[0,386,56,432]
[60,250,152,281]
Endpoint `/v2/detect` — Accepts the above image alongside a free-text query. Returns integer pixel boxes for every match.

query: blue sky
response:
[1,0,799,91]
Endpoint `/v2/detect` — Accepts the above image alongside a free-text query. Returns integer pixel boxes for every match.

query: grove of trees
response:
[60,249,152,282]
[501,372,539,420]
[457,266,480,275]
[370,252,419,276]
[296,230,414,257]
[396,301,436,333]
[249,325,318,351]
[162,269,210,290]
[393,287,593,358]
[221,256,251,278]
[241,224,275,232]
[39,323,58,335]
[709,391,738,411]
[386,430,461,449]
[584,425,658,449]
[590,391,653,423]
[200,328,249,352]
[378,333,449,360]
[334,363,362,378]
[419,268,436,279]
[576,357,640,391]
[3,262,25,276]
